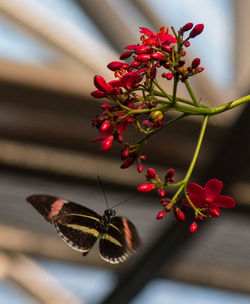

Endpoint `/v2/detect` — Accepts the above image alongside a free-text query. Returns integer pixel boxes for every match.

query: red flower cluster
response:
[137,171,236,231]
[91,24,204,170]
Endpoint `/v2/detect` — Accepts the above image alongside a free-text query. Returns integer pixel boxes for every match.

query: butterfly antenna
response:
[111,194,139,209]
[98,176,109,209]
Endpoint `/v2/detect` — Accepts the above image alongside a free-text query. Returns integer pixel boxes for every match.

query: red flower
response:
[139,26,176,46]
[184,179,236,217]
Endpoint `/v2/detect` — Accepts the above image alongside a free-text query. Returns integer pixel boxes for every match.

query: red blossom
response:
[184,178,236,217]
[140,26,176,47]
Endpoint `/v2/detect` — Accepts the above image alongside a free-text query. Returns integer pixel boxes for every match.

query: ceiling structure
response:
[0,1,249,303]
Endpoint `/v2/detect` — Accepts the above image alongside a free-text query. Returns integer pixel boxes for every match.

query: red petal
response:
[187,183,206,207]
[91,136,105,143]
[139,27,155,37]
[205,179,223,201]
[210,195,236,208]
[118,120,128,135]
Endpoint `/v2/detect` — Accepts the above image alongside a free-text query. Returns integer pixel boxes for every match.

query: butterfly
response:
[26,194,141,264]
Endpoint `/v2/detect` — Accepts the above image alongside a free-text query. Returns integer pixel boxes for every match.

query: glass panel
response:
[144,0,234,88]
[132,279,250,304]
[34,258,116,304]
[0,280,39,304]
[0,18,56,65]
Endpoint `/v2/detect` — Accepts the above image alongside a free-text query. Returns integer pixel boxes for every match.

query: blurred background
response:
[0,0,249,303]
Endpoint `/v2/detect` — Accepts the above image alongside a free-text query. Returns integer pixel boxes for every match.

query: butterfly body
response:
[26,195,141,264]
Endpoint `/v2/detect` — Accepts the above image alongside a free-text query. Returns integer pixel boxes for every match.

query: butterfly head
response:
[104,208,116,217]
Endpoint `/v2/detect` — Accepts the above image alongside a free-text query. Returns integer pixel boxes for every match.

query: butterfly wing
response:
[27,194,101,255]
[99,216,141,264]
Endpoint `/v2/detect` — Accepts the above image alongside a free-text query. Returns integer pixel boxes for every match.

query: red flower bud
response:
[166,169,175,178]
[161,45,172,53]
[189,24,204,38]
[120,158,134,169]
[140,155,147,161]
[151,53,165,60]
[189,222,198,233]
[100,120,112,133]
[135,54,151,62]
[174,208,185,222]
[147,168,157,178]
[182,23,193,32]
[169,177,175,183]
[121,148,129,160]
[196,67,204,73]
[137,164,143,173]
[101,136,113,152]
[107,61,129,71]
[137,183,155,192]
[91,90,106,98]
[94,75,113,94]
[208,208,221,217]
[161,72,173,80]
[130,60,141,68]
[156,210,166,220]
[150,66,157,78]
[166,73,173,80]
[135,45,150,55]
[120,51,132,60]
[164,203,173,212]
[191,58,200,69]
[184,41,190,47]
[142,120,150,127]
[101,103,111,111]
[158,189,165,197]
[195,215,203,221]
[160,198,171,206]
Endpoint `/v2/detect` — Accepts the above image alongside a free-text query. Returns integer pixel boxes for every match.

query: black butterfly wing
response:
[27,194,102,255]
[99,216,141,264]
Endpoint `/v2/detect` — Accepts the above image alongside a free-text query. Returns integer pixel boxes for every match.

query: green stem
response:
[153,79,172,101]
[185,80,199,107]
[172,78,178,106]
[173,95,250,115]
[169,116,208,206]
[138,113,186,144]
[183,115,209,183]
